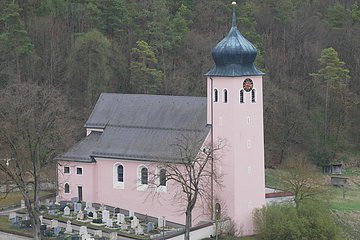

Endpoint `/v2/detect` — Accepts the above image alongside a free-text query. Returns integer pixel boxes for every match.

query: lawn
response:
[0,215,33,237]
[0,191,53,209]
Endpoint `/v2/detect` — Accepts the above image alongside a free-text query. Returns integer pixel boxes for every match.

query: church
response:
[57,4,265,236]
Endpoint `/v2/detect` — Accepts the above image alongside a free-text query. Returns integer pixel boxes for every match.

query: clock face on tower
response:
[243,78,253,92]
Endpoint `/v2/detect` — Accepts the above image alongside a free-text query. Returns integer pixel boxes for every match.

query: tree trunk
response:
[23,193,41,239]
[184,209,192,240]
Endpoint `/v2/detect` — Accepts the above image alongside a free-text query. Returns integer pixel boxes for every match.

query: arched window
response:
[251,89,256,103]
[240,90,245,103]
[223,89,228,103]
[117,165,124,182]
[64,183,70,193]
[159,169,167,186]
[141,167,148,185]
[214,89,218,102]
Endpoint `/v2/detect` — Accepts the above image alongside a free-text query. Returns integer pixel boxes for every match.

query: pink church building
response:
[57,6,265,236]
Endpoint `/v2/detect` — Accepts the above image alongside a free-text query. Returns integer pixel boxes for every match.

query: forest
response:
[0,0,359,167]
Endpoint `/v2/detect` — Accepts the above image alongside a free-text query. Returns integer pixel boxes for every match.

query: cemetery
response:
[8,197,184,240]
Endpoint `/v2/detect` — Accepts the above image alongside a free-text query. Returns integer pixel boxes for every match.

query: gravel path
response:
[0,231,32,240]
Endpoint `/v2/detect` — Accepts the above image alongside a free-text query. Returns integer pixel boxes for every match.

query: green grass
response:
[328,185,360,211]
[0,191,53,209]
[0,216,33,237]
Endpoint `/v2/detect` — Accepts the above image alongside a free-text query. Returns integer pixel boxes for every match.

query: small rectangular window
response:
[76,167,83,175]
[64,166,70,174]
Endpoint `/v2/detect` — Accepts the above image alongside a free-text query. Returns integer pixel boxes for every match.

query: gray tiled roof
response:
[59,94,209,163]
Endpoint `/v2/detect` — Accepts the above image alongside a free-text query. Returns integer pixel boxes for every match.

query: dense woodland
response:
[1,0,359,167]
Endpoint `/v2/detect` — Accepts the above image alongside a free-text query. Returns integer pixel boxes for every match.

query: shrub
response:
[254,201,340,240]
[39,205,47,211]
[88,212,93,217]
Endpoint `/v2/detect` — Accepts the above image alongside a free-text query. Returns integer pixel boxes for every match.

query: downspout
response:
[210,76,214,221]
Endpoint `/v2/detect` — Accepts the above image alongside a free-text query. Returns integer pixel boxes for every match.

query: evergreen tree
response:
[65,30,112,109]
[310,47,351,166]
[0,1,33,83]
[130,40,163,94]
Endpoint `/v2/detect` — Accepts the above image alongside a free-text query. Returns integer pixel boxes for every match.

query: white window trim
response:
[76,166,83,176]
[156,168,167,193]
[64,166,71,175]
[113,163,125,189]
[223,88,228,103]
[64,182,71,194]
[137,165,148,191]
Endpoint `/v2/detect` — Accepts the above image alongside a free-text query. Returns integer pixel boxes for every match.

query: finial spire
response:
[232,1,237,27]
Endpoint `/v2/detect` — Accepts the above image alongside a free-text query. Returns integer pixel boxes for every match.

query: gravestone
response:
[55,195,60,203]
[114,207,120,214]
[109,232,118,240]
[51,219,59,228]
[106,218,113,228]
[20,200,25,208]
[79,226,87,236]
[99,204,106,211]
[85,202,92,211]
[102,210,110,222]
[8,212,16,220]
[87,206,95,215]
[93,211,98,220]
[128,210,134,218]
[147,222,154,233]
[135,226,144,235]
[48,209,57,216]
[121,223,128,230]
[54,226,61,236]
[65,220,72,233]
[116,213,125,224]
[23,214,29,221]
[74,202,82,213]
[94,230,102,237]
[131,217,139,229]
[39,215,43,225]
[40,225,47,231]
[158,216,166,228]
[11,216,20,225]
[63,206,70,216]
[77,210,84,221]
[59,201,68,211]
[71,197,78,203]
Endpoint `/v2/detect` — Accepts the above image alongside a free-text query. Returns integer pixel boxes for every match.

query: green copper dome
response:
[206,8,263,77]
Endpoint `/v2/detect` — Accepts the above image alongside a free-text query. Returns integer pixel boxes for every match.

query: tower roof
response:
[206,3,263,77]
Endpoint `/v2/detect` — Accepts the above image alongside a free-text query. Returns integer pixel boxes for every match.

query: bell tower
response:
[206,2,265,235]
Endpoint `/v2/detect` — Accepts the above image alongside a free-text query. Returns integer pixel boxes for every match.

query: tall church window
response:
[214,89,218,102]
[141,167,148,185]
[251,89,256,103]
[240,90,245,103]
[117,165,124,182]
[159,169,167,186]
[223,89,228,103]
[64,183,70,193]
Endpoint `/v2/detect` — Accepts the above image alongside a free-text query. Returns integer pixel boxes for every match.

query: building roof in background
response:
[59,93,209,163]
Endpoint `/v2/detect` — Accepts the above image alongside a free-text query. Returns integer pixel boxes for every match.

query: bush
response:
[254,201,340,240]
[39,205,47,211]
[88,212,93,217]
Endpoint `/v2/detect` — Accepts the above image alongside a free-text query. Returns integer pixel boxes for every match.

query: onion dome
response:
[206,3,263,77]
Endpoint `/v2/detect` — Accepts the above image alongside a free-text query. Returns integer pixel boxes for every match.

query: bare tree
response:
[151,132,225,240]
[0,82,75,239]
[276,156,328,208]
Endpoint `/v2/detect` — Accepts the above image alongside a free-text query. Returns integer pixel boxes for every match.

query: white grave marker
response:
[158,216,166,228]
[106,218,113,228]
[94,230,102,237]
[51,219,59,228]
[64,206,70,216]
[102,210,110,222]
[79,226,87,236]
[20,200,25,208]
[109,232,118,240]
[131,218,139,229]
[65,220,72,233]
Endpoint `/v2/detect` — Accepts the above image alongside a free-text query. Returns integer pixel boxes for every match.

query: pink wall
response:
[58,158,210,225]
[207,76,265,235]
[57,161,96,202]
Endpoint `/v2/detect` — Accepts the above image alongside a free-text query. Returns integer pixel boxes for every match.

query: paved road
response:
[0,231,32,240]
